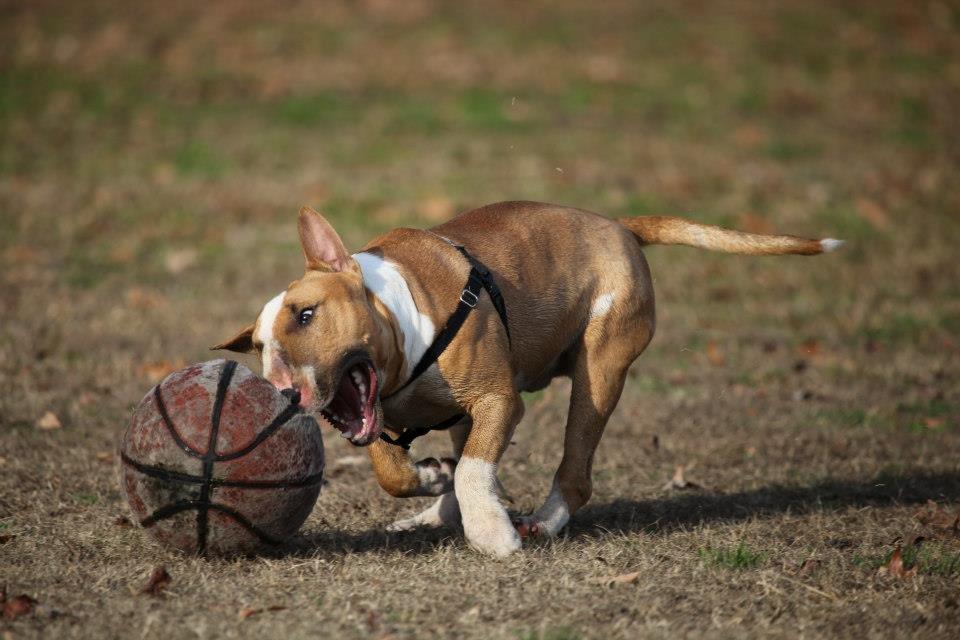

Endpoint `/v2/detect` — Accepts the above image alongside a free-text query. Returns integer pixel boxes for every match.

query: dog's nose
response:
[280,387,301,406]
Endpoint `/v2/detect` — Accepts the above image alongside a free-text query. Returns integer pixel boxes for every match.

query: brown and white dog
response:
[214,201,841,557]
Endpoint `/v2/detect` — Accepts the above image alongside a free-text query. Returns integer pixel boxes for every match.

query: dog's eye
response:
[297,307,315,326]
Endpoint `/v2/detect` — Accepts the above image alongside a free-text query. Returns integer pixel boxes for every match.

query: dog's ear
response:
[210,324,255,353]
[298,206,357,273]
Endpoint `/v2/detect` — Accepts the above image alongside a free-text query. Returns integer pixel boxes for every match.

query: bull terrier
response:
[214,201,841,557]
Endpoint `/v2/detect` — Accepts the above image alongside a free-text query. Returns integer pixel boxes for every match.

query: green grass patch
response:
[854,544,960,577]
[892,96,934,149]
[274,92,350,127]
[517,628,582,640]
[818,407,882,429]
[698,543,766,570]
[897,399,956,432]
[72,492,100,506]
[173,141,230,178]
[861,312,930,345]
[765,137,823,161]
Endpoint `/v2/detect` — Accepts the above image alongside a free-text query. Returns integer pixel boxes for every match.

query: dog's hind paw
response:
[514,518,540,539]
[386,492,459,532]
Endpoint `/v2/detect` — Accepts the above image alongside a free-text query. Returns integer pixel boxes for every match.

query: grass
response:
[854,544,960,577]
[699,543,767,570]
[2,0,959,638]
[517,628,582,640]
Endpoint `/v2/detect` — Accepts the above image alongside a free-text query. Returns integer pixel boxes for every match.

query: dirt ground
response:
[2,1,959,638]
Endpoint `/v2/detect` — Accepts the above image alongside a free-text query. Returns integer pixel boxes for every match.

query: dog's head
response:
[213,207,385,446]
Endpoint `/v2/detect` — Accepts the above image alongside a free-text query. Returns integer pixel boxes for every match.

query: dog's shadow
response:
[280,470,960,557]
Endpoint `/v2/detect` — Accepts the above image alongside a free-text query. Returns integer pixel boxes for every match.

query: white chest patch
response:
[353,252,436,377]
[590,292,615,319]
[255,291,286,380]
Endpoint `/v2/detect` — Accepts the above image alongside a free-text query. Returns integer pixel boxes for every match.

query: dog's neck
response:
[353,252,437,396]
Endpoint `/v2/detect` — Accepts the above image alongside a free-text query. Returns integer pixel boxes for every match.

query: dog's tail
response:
[617,216,843,256]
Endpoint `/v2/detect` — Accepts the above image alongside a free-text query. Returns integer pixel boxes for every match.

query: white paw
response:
[516,479,570,538]
[386,493,459,532]
[414,457,457,496]
[463,510,521,558]
[455,456,522,558]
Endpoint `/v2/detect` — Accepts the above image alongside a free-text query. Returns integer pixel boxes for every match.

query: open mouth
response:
[320,359,381,445]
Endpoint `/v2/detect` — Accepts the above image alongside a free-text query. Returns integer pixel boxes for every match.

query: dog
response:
[214,201,841,557]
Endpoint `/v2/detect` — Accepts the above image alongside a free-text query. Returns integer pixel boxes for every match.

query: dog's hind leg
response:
[517,298,654,538]
[386,420,469,532]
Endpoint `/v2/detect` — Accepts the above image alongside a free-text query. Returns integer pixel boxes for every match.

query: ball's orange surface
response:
[120,360,324,555]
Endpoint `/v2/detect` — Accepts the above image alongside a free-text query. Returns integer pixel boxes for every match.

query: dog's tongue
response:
[333,373,362,423]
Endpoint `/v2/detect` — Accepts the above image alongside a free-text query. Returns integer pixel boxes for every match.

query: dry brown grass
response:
[2,1,959,638]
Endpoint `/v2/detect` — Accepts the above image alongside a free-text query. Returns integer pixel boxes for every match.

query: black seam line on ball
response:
[213,402,301,462]
[121,452,324,489]
[153,385,204,459]
[139,500,282,546]
[197,360,238,555]
[153,374,303,463]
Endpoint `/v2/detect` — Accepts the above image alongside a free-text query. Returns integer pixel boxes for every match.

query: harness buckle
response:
[459,289,479,308]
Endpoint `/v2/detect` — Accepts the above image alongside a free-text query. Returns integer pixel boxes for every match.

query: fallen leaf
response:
[239,605,287,620]
[922,417,945,429]
[588,571,641,586]
[95,451,114,463]
[797,339,820,357]
[705,342,725,366]
[663,465,701,491]
[914,501,960,540]
[0,535,14,544]
[141,566,171,597]
[796,558,821,576]
[113,516,132,528]
[879,546,916,579]
[3,594,37,619]
[35,411,62,431]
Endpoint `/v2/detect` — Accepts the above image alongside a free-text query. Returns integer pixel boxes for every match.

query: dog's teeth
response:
[339,431,349,438]
[351,370,363,386]
[358,383,366,396]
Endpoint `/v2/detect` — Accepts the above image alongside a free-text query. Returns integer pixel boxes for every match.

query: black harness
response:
[378,236,510,449]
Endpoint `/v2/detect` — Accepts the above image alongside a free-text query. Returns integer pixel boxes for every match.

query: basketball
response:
[119,360,324,555]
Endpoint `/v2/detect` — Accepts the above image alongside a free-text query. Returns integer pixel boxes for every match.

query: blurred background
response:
[2,0,958,450]
[2,2,960,636]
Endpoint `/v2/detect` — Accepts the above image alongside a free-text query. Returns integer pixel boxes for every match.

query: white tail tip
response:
[820,238,844,253]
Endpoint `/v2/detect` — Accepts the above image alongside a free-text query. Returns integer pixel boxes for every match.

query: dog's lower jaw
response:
[455,456,521,558]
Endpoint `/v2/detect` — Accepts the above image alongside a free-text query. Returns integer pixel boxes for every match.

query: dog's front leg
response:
[456,393,524,558]
[386,420,469,532]
[366,436,456,498]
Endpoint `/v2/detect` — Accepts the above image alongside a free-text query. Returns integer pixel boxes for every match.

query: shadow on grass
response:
[570,469,960,538]
[280,469,960,557]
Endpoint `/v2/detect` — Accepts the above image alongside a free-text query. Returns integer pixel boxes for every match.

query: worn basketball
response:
[119,359,324,555]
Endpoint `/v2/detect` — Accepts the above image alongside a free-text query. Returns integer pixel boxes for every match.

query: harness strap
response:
[379,236,509,449]
[377,413,464,450]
